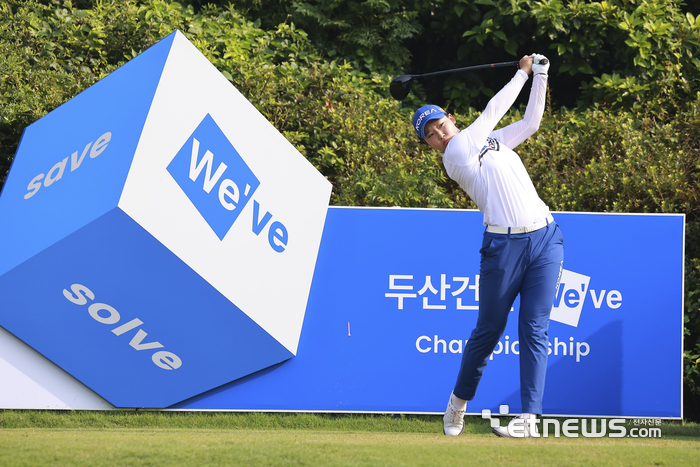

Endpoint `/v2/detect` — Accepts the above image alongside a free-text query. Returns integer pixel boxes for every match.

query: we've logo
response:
[167,114,260,240]
[550,269,623,327]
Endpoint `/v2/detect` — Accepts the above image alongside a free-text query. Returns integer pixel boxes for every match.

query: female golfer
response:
[412,54,564,438]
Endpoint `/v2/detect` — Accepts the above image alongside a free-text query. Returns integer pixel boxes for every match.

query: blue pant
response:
[453,221,564,414]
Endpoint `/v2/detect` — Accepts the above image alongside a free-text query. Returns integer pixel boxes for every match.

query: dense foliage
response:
[233,0,700,111]
[1,0,699,419]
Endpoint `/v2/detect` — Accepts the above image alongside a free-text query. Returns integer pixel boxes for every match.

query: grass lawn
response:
[1,411,699,466]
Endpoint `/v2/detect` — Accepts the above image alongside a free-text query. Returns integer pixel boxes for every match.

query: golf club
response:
[389,58,548,101]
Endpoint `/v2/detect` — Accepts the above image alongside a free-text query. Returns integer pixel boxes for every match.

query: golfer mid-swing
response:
[412,54,564,438]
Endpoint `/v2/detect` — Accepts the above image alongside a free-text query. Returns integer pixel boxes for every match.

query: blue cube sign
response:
[167,114,259,240]
[0,31,332,408]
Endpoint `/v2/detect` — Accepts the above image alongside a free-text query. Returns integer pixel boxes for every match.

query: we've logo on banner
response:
[167,114,260,240]
[167,114,289,252]
[551,269,623,327]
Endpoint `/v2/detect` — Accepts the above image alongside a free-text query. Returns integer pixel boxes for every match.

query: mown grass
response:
[0,411,446,432]
[1,411,699,466]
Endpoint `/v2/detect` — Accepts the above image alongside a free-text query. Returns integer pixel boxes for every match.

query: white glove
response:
[531,53,550,75]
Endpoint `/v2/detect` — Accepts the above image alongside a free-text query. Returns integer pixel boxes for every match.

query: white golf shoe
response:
[442,398,466,436]
[492,413,540,438]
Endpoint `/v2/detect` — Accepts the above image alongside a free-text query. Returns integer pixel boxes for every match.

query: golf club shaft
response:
[415,61,519,79]
[389,58,547,100]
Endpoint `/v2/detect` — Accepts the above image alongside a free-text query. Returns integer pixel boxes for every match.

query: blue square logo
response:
[167,114,259,240]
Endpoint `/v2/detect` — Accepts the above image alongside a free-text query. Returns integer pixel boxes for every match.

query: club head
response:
[389,75,414,101]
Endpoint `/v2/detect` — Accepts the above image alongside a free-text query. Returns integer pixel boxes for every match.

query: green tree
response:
[230,0,423,75]
[405,0,700,112]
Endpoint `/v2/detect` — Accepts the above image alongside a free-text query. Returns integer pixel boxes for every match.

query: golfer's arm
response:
[495,74,547,149]
[466,69,529,148]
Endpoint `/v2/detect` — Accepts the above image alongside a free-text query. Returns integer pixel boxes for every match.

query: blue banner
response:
[175,208,684,418]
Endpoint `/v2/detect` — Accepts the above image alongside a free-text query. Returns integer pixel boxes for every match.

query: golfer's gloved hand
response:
[531,54,550,75]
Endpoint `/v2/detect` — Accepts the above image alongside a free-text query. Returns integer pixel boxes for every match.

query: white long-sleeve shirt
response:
[442,70,550,227]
